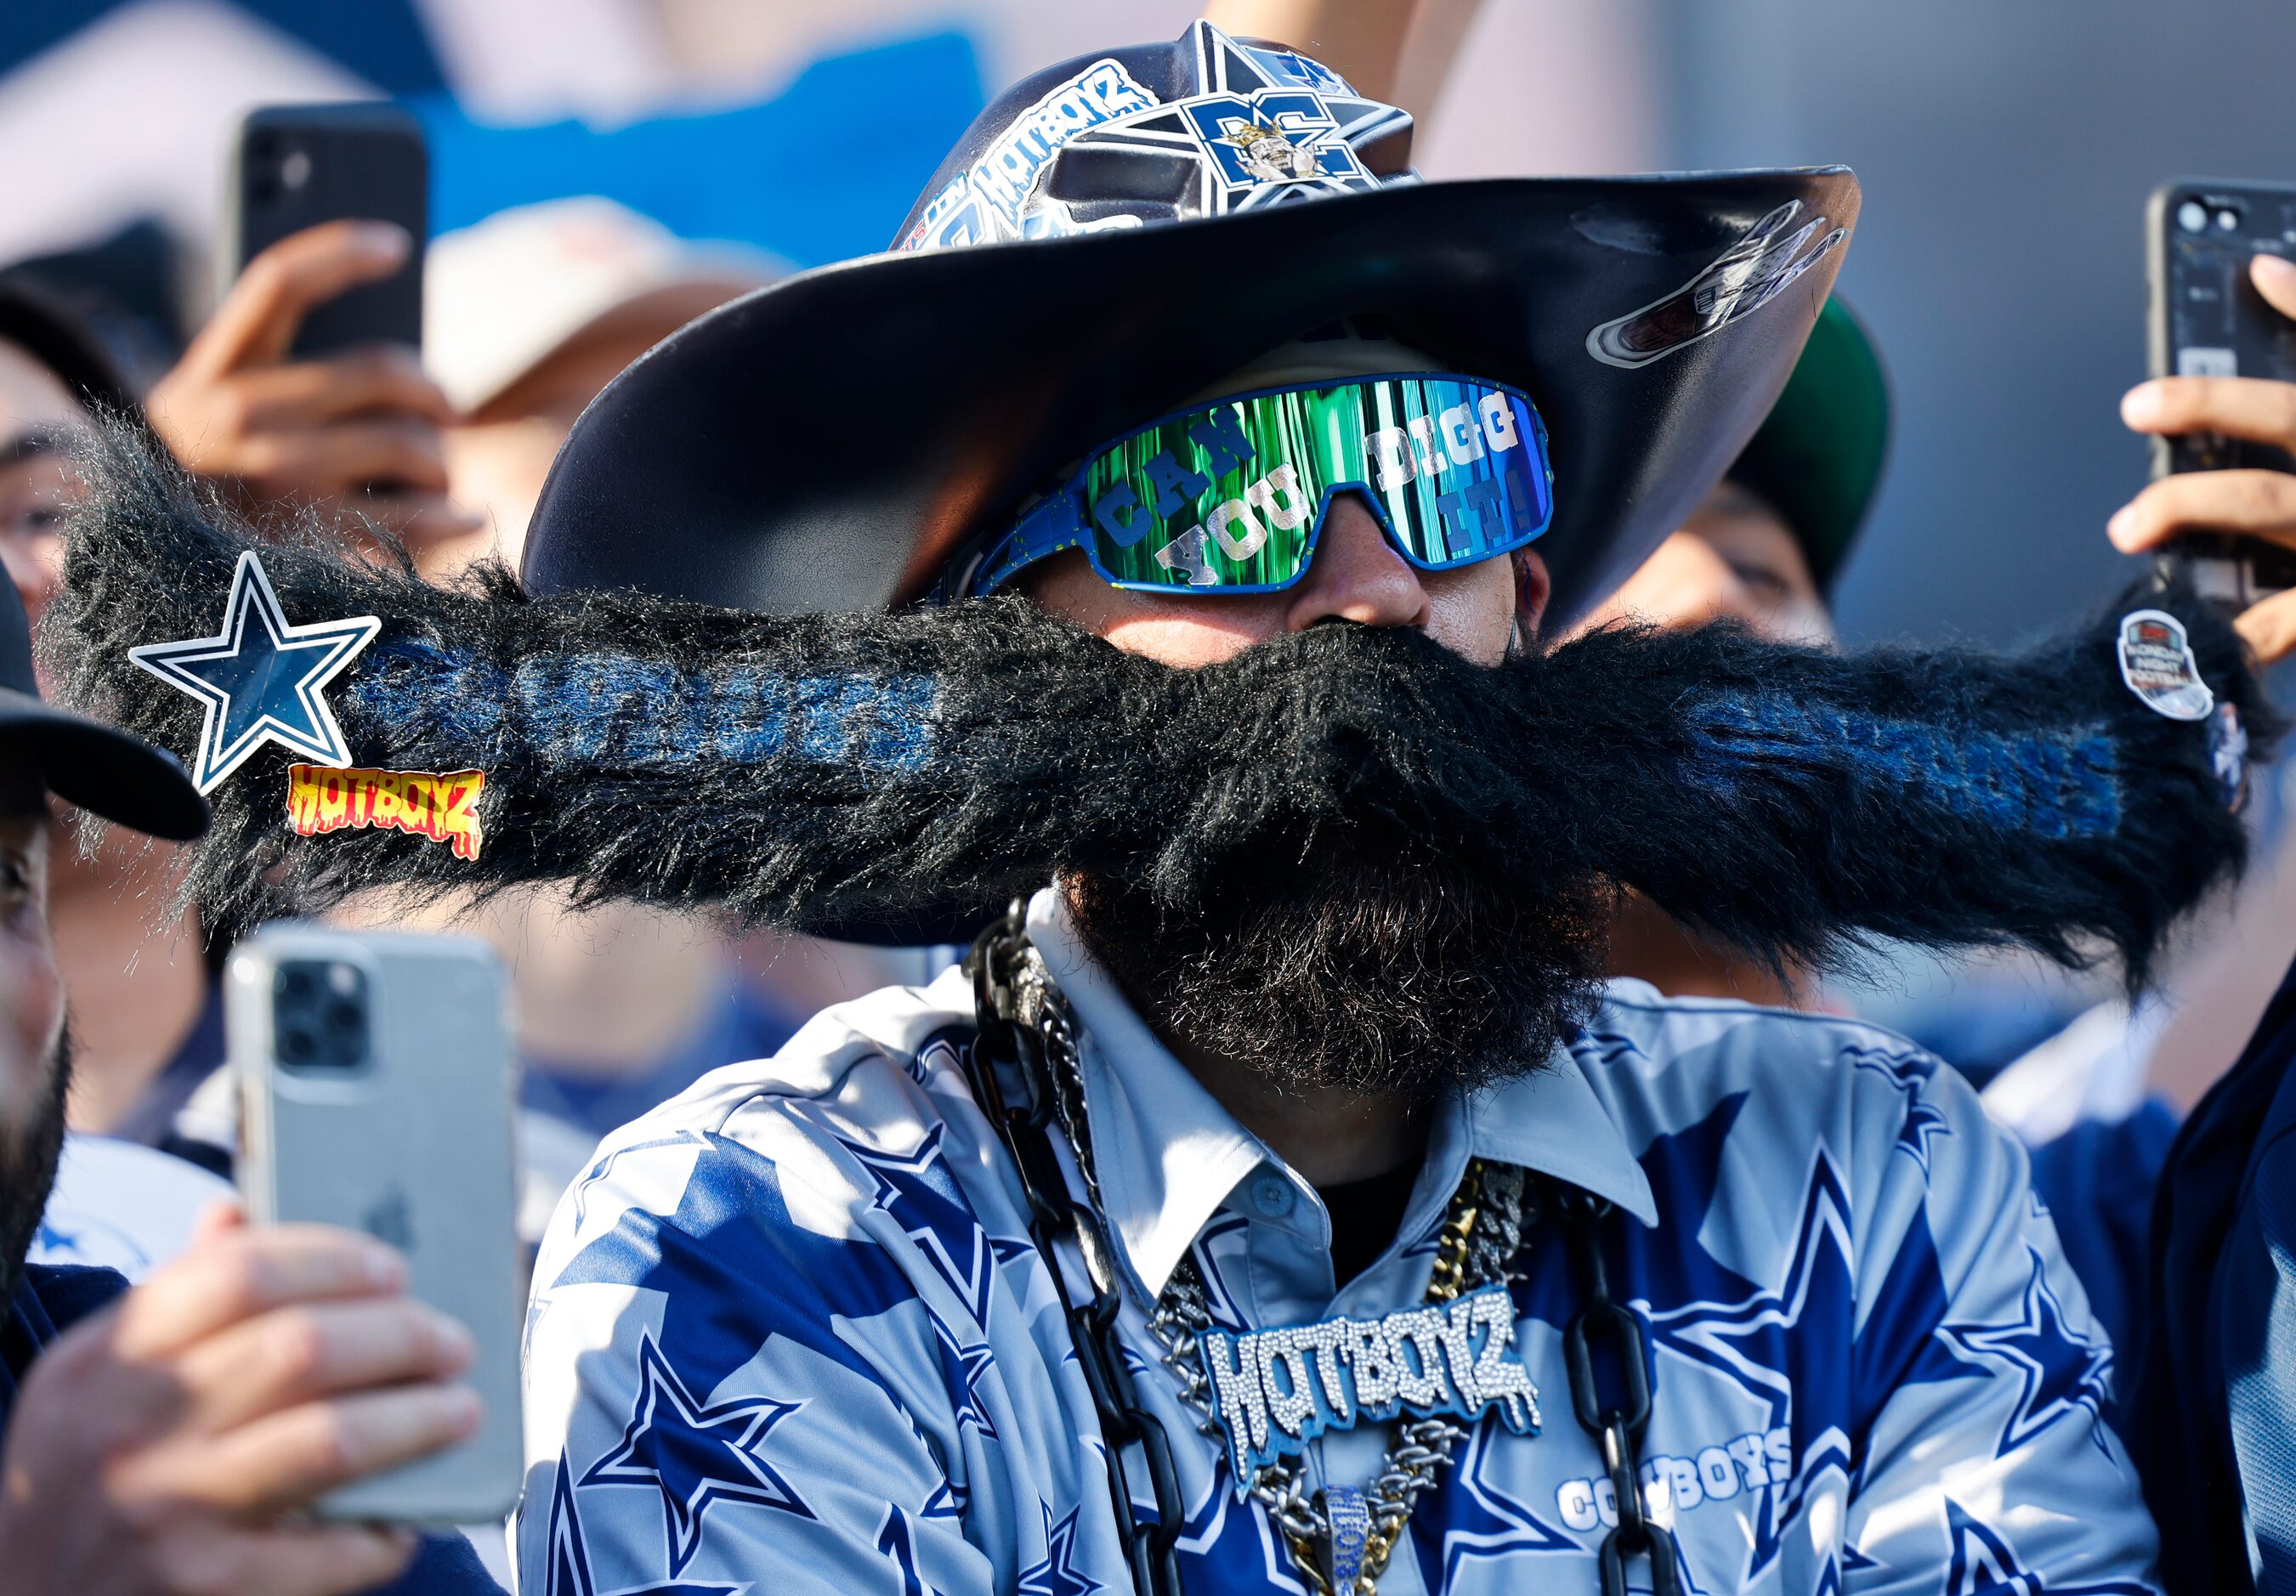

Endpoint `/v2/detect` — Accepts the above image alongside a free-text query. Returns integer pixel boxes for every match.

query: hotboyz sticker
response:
[2115,608,2215,722]
[900,58,1159,251]
[287,765,486,860]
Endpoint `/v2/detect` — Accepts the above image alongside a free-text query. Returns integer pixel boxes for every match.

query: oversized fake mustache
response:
[47,432,2271,986]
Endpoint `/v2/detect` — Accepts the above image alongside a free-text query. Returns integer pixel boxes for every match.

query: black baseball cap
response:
[0,578,207,840]
[1726,298,1890,595]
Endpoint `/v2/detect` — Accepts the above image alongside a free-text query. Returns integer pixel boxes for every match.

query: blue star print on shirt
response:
[835,1124,1036,1328]
[1018,1501,1103,1596]
[519,954,2163,1594]
[1847,1044,1954,1173]
[541,1452,740,1596]
[1940,1248,2115,1459]
[580,1333,813,1574]
[1943,1499,2151,1594]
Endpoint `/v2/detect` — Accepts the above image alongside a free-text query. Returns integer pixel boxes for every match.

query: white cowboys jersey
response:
[518,888,2158,1595]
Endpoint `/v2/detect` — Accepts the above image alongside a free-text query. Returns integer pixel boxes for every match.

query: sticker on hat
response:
[900,57,1159,251]
[1586,200,1848,370]
[2116,608,2216,722]
[127,551,379,793]
[287,765,485,860]
[900,23,1408,252]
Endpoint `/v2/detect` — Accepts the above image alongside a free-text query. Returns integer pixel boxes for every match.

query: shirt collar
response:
[1025,888,1270,1299]
[1023,887,1661,1296]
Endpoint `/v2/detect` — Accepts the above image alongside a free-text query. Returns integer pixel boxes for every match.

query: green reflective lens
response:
[986,376,1551,595]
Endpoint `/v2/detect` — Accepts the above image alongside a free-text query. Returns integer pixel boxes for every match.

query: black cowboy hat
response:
[524,22,1857,631]
[0,578,207,841]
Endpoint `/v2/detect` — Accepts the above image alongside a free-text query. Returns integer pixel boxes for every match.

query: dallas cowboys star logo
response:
[1845,1044,1953,1174]
[1939,1248,2114,1459]
[581,1332,815,1574]
[1942,1498,2152,1594]
[1017,1500,1103,1596]
[1058,22,1405,222]
[933,1317,1001,1442]
[1413,1420,1579,1590]
[835,1124,1035,1328]
[127,550,377,793]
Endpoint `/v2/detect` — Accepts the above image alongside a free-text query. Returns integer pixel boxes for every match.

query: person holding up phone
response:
[145,219,483,557]
[0,576,499,1594]
[0,222,476,1191]
[2108,252,2296,657]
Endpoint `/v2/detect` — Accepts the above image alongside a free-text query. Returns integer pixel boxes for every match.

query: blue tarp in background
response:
[3,3,984,268]
[411,31,984,266]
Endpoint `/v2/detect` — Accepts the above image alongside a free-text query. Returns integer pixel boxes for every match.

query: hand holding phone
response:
[142,105,484,559]
[232,925,523,1525]
[0,1206,475,1593]
[2113,178,2296,664]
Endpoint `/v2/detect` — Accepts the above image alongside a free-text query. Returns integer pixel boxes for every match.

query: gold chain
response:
[1278,1160,1491,1596]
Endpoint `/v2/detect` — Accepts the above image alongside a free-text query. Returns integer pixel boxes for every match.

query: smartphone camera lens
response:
[2218,205,2244,232]
[272,959,369,1070]
[280,149,312,192]
[2180,200,2211,233]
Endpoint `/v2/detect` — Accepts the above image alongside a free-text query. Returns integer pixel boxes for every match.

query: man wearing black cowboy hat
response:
[473,24,2180,1595]
[46,15,2265,1596]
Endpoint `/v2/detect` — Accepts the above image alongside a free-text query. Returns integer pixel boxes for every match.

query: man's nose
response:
[1283,492,1429,632]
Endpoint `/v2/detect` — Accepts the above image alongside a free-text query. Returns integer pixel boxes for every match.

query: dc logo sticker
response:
[1179,90,1366,192]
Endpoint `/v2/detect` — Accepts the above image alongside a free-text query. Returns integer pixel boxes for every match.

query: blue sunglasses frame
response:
[964,371,1555,597]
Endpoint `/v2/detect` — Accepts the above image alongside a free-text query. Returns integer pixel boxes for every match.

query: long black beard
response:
[1069,857,1616,1100]
[45,430,2276,1008]
[0,1026,71,1305]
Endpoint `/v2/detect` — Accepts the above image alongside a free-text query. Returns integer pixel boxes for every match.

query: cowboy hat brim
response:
[524,167,1858,632]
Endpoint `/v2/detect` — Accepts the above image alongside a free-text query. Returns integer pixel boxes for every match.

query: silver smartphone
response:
[230,924,523,1525]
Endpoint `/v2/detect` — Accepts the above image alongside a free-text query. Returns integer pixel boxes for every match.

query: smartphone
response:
[230,925,521,1525]
[2147,177,2296,608]
[223,103,427,358]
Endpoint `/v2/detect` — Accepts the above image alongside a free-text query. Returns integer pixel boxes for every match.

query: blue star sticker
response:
[127,551,377,792]
[1939,1248,2114,1459]
[581,1331,814,1574]
[1018,1501,1103,1596]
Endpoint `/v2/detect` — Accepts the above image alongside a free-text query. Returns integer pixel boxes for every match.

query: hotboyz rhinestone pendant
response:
[1199,1282,1541,1479]
[1003,940,1538,1596]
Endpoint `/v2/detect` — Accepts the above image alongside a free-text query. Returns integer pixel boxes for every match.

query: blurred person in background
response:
[0,223,466,1194]
[0,575,496,1594]
[2107,251,2296,1594]
[401,196,938,1231]
[1582,298,1879,1011]
[1580,297,2195,1361]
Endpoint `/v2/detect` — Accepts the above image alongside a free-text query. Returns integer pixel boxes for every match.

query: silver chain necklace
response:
[1011,948,1534,1596]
